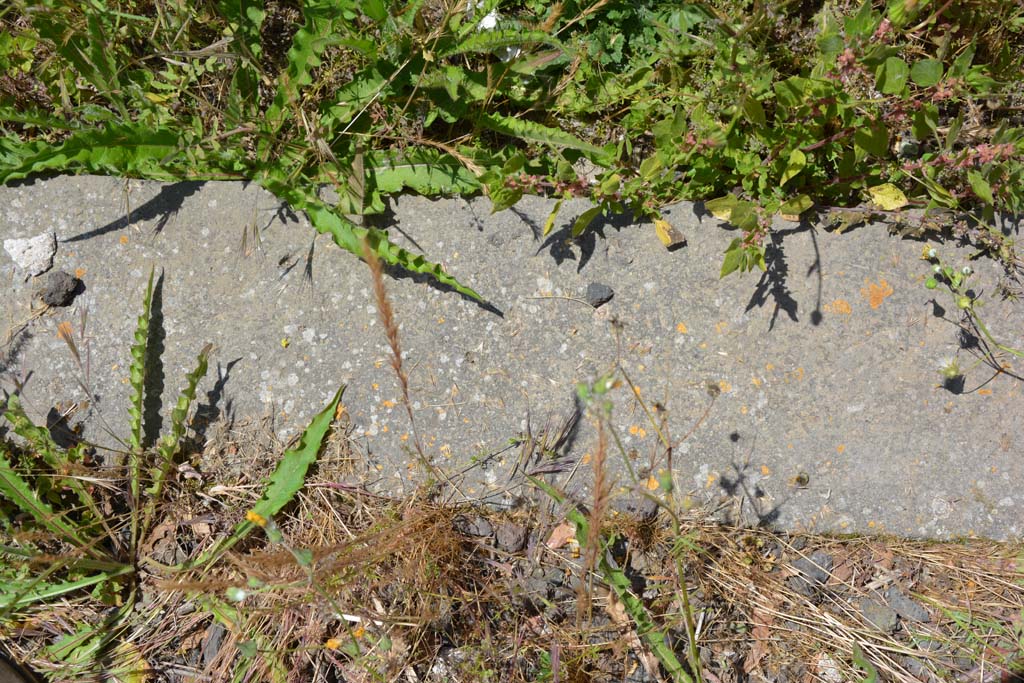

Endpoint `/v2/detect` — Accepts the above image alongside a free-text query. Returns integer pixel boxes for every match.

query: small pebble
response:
[34,269,80,307]
[860,597,899,632]
[584,282,614,308]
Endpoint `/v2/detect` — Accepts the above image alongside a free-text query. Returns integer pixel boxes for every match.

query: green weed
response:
[1,0,1020,301]
[0,270,343,677]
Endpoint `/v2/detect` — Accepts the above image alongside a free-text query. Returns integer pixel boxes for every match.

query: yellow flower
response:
[246,510,267,527]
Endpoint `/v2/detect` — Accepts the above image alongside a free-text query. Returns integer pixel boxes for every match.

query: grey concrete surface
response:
[2,175,1022,539]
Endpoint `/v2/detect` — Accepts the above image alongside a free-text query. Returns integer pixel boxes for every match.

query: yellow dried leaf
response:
[867,183,908,210]
[653,219,686,249]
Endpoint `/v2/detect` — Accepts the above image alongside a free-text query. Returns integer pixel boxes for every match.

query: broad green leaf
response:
[572,206,601,237]
[720,238,744,278]
[489,185,524,213]
[886,0,930,28]
[773,76,807,110]
[360,0,387,22]
[867,183,908,210]
[910,59,943,87]
[967,170,994,204]
[779,194,813,220]
[845,1,878,38]
[639,155,663,180]
[913,104,939,140]
[854,120,889,157]
[876,57,909,94]
[741,95,766,127]
[780,149,806,187]
[704,195,738,221]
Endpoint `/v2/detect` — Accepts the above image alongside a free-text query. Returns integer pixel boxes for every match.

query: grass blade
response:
[0,445,90,550]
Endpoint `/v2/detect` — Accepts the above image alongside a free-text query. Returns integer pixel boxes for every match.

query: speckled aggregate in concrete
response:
[1,175,1022,539]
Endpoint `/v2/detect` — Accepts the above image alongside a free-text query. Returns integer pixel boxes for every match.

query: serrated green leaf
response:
[440,29,562,58]
[183,387,344,570]
[263,1,344,136]
[0,124,183,185]
[528,476,691,682]
[477,112,608,161]
[876,57,909,94]
[910,59,943,87]
[368,149,480,196]
[967,170,994,204]
[261,179,483,301]
[572,206,601,237]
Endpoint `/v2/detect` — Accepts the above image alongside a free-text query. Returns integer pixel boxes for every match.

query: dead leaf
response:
[743,606,774,675]
[546,521,576,550]
[654,219,686,249]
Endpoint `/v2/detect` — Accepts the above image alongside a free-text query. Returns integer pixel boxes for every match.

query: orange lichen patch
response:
[382,399,396,408]
[706,473,717,488]
[628,425,647,438]
[646,476,659,491]
[374,359,384,369]
[718,380,732,393]
[581,452,592,465]
[633,385,642,396]
[400,432,409,442]
[836,444,846,454]
[766,363,775,371]
[715,321,729,334]
[741,405,748,415]
[978,388,993,396]
[371,383,379,390]
[751,376,762,387]
[74,267,86,279]
[860,278,894,309]
[868,521,877,529]
[699,342,708,349]
[325,638,343,650]
[437,316,445,324]
[440,444,452,458]
[676,322,688,334]
[119,235,129,245]
[823,299,852,315]
[760,465,771,476]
